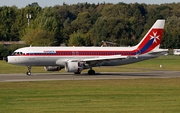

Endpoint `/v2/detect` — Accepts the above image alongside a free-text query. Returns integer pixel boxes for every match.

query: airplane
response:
[7,19,168,76]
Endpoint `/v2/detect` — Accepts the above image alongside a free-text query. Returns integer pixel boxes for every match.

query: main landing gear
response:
[73,67,96,75]
[88,67,95,75]
[26,66,31,76]
[74,69,95,75]
[88,69,95,75]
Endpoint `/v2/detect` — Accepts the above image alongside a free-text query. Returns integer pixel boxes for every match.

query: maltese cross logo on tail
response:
[149,29,163,47]
[150,32,160,43]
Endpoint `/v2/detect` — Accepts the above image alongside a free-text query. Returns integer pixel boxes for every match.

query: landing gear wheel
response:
[26,71,31,76]
[88,70,95,75]
[26,66,32,76]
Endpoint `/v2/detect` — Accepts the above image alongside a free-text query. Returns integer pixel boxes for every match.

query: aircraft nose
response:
[7,56,15,64]
[6,56,23,65]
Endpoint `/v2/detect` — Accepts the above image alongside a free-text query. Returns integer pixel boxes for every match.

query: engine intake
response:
[65,60,84,72]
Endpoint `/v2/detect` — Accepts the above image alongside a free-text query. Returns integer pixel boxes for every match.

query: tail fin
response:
[135,19,165,54]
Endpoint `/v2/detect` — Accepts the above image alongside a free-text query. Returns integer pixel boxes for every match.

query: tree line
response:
[0,2,180,59]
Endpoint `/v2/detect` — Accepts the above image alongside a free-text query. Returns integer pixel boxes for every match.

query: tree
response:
[1,3,180,49]
[162,16,180,48]
[0,6,19,41]
[31,7,63,45]
[22,28,56,46]
[33,30,56,46]
[69,31,93,46]
[68,31,85,46]
[71,12,92,33]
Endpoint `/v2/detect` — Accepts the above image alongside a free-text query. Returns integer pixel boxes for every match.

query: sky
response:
[0,0,179,8]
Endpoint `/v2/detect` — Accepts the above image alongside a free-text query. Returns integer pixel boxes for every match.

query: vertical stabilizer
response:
[135,20,165,54]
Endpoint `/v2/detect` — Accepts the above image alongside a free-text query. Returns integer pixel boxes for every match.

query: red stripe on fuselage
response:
[13,50,139,56]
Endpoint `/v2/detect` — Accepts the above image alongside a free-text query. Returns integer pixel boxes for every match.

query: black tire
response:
[88,70,95,75]
[26,72,31,76]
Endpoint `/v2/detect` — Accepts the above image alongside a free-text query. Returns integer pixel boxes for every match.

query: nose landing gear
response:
[26,66,31,76]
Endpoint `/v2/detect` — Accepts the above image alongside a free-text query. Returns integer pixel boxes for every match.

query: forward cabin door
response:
[28,48,35,60]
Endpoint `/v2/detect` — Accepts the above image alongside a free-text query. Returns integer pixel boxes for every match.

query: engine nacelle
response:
[65,60,84,72]
[44,66,61,71]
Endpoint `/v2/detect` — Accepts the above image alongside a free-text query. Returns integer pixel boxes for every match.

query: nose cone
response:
[7,56,27,66]
[7,56,12,64]
[7,56,18,65]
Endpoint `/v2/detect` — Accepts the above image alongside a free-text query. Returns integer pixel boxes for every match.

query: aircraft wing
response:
[81,55,128,65]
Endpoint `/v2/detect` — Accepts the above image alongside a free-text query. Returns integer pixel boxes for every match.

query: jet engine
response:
[65,60,84,73]
[44,66,61,71]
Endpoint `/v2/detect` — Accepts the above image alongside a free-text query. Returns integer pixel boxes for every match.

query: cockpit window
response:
[12,52,24,55]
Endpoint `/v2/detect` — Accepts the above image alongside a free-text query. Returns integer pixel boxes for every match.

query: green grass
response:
[0,79,180,113]
[1,55,180,112]
[1,55,180,74]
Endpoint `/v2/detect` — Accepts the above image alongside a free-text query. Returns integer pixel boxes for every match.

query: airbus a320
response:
[7,19,168,75]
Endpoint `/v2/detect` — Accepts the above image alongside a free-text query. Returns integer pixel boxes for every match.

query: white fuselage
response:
[7,46,159,67]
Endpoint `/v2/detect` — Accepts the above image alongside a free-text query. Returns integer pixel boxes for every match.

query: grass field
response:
[0,55,180,113]
[0,79,180,113]
[1,55,180,74]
